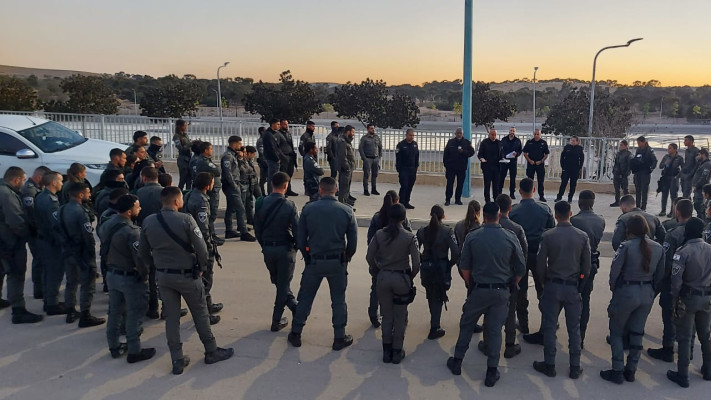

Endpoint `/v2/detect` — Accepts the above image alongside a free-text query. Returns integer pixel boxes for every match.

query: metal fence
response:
[0,110,622,182]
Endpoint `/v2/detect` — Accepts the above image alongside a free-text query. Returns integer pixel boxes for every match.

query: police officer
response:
[680,135,699,199]
[570,190,605,348]
[417,204,459,340]
[138,187,233,375]
[21,166,50,299]
[325,121,340,178]
[612,195,666,251]
[667,217,711,387]
[509,177,555,339]
[630,136,657,211]
[94,169,127,218]
[183,172,223,324]
[298,120,316,158]
[58,182,105,327]
[136,167,163,319]
[366,203,420,364]
[98,188,130,230]
[555,136,584,203]
[193,141,226,246]
[610,140,632,207]
[663,197,682,232]
[359,123,383,196]
[658,143,684,217]
[647,198,694,362]
[34,171,66,315]
[262,119,284,194]
[256,126,268,196]
[396,129,419,209]
[495,194,528,358]
[221,136,254,241]
[692,149,711,218]
[173,119,192,190]
[443,128,475,206]
[600,215,665,384]
[241,146,259,224]
[447,202,525,387]
[147,136,166,173]
[302,142,324,202]
[99,194,156,363]
[126,130,148,157]
[532,201,591,380]
[523,129,550,202]
[705,203,711,244]
[99,148,127,190]
[255,172,299,332]
[279,119,299,197]
[0,167,43,323]
[288,177,358,350]
[478,129,503,203]
[500,127,523,199]
[336,125,357,208]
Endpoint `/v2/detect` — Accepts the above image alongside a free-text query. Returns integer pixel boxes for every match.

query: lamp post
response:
[216,62,230,122]
[587,38,643,137]
[532,66,538,133]
[131,89,138,115]
[462,0,473,198]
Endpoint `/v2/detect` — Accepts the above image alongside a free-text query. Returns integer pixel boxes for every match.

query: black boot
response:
[172,356,190,375]
[569,365,583,379]
[78,311,106,328]
[271,317,288,332]
[288,332,302,347]
[391,349,405,364]
[600,369,624,384]
[45,303,68,316]
[127,348,156,364]
[204,347,234,364]
[446,357,462,375]
[110,343,128,359]
[363,187,370,196]
[523,331,544,345]
[332,335,354,351]
[66,307,79,323]
[533,361,556,377]
[209,315,221,325]
[647,346,674,362]
[371,187,380,196]
[382,343,393,363]
[666,370,689,388]
[485,367,500,387]
[428,327,445,340]
[11,307,43,324]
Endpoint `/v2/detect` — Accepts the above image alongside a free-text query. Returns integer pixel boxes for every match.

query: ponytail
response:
[424,205,445,249]
[626,215,651,273]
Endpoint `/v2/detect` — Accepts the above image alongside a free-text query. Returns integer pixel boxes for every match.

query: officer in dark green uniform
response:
[447,202,525,387]
[288,177,358,350]
[59,182,105,328]
[612,194,666,251]
[600,215,664,384]
[183,172,222,324]
[667,217,711,387]
[366,203,420,364]
[193,141,226,246]
[0,167,43,323]
[533,201,591,380]
[509,177,555,341]
[99,195,156,363]
[138,187,233,375]
[570,190,605,348]
[692,149,711,218]
[255,172,299,332]
[221,136,253,241]
[21,166,49,299]
[647,198,695,362]
[34,171,66,315]
[173,119,192,190]
[302,142,324,202]
[279,119,299,197]
[136,167,163,318]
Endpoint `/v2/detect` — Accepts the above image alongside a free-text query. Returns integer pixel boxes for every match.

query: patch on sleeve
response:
[193,227,203,239]
[209,162,217,168]
[451,233,458,245]
[672,263,682,275]
[704,169,710,176]
[132,241,140,251]
[663,242,670,253]
[673,254,681,261]
[84,222,94,233]
[197,211,208,223]
[23,197,34,207]
[52,211,59,220]
[223,161,231,168]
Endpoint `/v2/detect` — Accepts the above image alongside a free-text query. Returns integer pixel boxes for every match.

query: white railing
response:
[0,110,623,182]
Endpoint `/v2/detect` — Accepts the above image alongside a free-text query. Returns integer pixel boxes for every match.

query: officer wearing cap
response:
[34,171,66,316]
[138,186,233,374]
[446,202,525,388]
[532,201,591,380]
[99,194,156,364]
[255,172,299,332]
[183,172,222,324]
[667,217,711,387]
[288,177,358,351]
[570,190,605,348]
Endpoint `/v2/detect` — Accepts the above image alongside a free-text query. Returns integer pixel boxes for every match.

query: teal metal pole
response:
[462,0,473,198]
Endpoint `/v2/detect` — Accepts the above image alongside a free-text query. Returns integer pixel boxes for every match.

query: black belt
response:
[548,278,578,286]
[381,269,408,274]
[108,268,138,276]
[365,156,377,159]
[263,241,292,247]
[156,268,192,275]
[689,288,711,296]
[473,283,508,289]
[621,280,652,286]
[311,254,341,260]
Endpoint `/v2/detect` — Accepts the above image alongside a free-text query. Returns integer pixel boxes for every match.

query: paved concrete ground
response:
[0,179,705,400]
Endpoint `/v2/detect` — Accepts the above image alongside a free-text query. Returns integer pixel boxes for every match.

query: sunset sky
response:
[1,0,709,86]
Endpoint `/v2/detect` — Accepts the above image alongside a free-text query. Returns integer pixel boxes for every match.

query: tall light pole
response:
[462,0,473,198]
[587,38,642,136]
[131,89,138,115]
[532,66,538,133]
[216,61,230,122]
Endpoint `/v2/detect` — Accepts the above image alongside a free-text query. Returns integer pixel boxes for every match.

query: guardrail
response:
[0,110,622,182]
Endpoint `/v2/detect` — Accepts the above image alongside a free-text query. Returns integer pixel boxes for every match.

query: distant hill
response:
[0,65,99,79]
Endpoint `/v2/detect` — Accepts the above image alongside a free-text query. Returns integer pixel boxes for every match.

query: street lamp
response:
[532,66,538,133]
[216,61,230,122]
[587,38,643,136]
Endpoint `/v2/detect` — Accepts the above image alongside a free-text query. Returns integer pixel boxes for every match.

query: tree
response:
[330,78,420,128]
[243,71,322,124]
[0,76,38,111]
[140,75,202,118]
[471,82,516,131]
[58,75,119,114]
[542,87,633,138]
